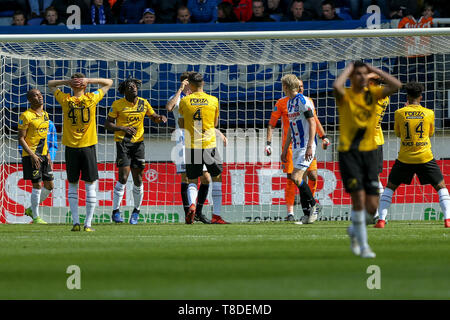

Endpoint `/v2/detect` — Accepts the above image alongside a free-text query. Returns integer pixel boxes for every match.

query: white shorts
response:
[292,145,316,171]
[173,129,207,174]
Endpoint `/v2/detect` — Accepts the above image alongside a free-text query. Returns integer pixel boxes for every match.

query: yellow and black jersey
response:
[108,97,155,143]
[18,109,50,157]
[394,104,434,164]
[337,86,384,152]
[54,88,104,148]
[179,91,219,149]
[374,96,389,146]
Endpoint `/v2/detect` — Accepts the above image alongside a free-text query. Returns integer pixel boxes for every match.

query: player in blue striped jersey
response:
[280,74,318,224]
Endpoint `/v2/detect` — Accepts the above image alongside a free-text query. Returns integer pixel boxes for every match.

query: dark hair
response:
[423,3,433,11]
[180,71,192,82]
[26,88,39,100]
[13,10,26,18]
[118,77,142,95]
[353,60,368,70]
[218,2,238,22]
[71,72,86,79]
[45,6,58,15]
[321,0,335,9]
[404,82,424,99]
[188,72,203,87]
[291,0,305,7]
[178,5,189,12]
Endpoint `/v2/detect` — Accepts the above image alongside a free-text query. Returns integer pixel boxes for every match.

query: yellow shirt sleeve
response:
[108,101,118,119]
[18,112,29,130]
[370,85,385,101]
[54,89,69,105]
[92,89,104,104]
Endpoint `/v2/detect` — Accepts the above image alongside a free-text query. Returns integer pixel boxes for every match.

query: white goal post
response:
[1,27,450,224]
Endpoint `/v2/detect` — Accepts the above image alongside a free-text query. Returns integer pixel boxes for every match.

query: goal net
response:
[1,28,450,224]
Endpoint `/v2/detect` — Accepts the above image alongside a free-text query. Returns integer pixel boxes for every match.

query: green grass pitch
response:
[0,221,449,300]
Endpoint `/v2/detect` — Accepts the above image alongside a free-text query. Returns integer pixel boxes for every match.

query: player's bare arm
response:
[314,114,330,150]
[18,128,41,169]
[47,79,71,93]
[366,65,402,97]
[166,79,189,112]
[305,116,316,161]
[105,116,137,136]
[215,128,227,146]
[333,62,354,100]
[281,127,292,163]
[150,113,168,124]
[86,78,114,93]
[265,124,275,156]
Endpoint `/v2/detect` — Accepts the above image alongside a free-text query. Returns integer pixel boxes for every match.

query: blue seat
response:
[28,17,44,26]
[0,10,14,17]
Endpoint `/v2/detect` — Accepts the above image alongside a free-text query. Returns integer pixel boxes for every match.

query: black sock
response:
[181,183,189,215]
[196,184,210,216]
[297,181,316,215]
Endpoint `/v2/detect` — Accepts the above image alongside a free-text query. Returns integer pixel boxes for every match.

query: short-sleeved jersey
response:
[394,104,434,164]
[287,93,315,150]
[179,91,219,149]
[108,97,155,143]
[374,95,390,146]
[18,109,50,157]
[270,96,323,146]
[337,86,384,152]
[398,16,417,28]
[168,92,187,130]
[54,89,104,148]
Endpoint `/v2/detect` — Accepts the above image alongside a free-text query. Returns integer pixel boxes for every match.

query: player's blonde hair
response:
[281,74,301,91]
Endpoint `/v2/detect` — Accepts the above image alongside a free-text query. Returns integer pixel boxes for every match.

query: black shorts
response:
[116,141,146,169]
[65,145,99,183]
[185,148,223,180]
[339,149,379,195]
[388,159,444,186]
[22,155,54,183]
[376,145,384,174]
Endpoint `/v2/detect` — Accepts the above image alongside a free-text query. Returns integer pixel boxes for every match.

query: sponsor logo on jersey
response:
[190,98,208,106]
[405,111,425,119]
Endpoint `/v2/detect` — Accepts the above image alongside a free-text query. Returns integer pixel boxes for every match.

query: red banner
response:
[1,160,448,222]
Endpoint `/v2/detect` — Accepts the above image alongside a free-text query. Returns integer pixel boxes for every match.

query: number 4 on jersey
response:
[193,108,202,121]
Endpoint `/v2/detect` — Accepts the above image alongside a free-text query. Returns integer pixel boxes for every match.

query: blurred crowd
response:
[1,0,449,26]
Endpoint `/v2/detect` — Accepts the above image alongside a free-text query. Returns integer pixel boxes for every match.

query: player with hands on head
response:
[48,73,113,232]
[105,78,167,225]
[333,61,401,257]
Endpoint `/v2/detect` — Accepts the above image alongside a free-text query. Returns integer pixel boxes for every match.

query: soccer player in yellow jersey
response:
[377,82,450,228]
[18,89,54,224]
[48,73,113,232]
[178,72,229,224]
[368,73,390,223]
[105,78,167,225]
[333,61,402,258]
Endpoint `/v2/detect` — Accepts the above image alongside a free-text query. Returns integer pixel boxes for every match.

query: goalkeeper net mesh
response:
[1,29,450,224]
